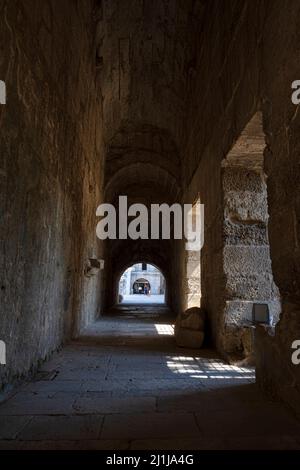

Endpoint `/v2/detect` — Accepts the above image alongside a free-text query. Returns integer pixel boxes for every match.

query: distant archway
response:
[118,263,166,304]
[133,278,151,294]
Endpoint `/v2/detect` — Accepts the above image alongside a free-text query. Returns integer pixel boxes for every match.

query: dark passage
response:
[1,306,300,449]
[1,0,300,451]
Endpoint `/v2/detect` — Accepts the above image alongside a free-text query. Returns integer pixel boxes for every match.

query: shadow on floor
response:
[0,305,299,450]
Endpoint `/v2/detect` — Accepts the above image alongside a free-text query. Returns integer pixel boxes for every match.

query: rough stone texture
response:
[175,1,300,413]
[175,307,205,348]
[1,0,300,423]
[219,117,281,356]
[184,250,201,309]
[1,307,300,450]
[0,0,105,391]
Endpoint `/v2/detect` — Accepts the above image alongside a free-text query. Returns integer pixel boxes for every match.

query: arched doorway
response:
[133,278,151,294]
[118,262,166,304]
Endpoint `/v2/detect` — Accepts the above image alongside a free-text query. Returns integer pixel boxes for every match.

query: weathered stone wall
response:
[221,165,280,356]
[0,0,105,390]
[181,0,300,412]
[1,0,299,416]
[184,250,201,309]
[210,111,281,357]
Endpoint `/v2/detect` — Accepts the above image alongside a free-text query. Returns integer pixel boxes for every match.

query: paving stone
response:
[195,405,300,437]
[17,415,103,440]
[0,314,300,449]
[73,393,156,414]
[0,439,130,450]
[24,380,85,393]
[0,392,79,415]
[130,437,228,450]
[157,392,235,413]
[224,435,300,450]
[101,412,201,440]
[0,416,32,439]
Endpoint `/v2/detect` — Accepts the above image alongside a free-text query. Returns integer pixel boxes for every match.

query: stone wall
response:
[181,0,300,412]
[1,0,300,416]
[221,165,280,356]
[0,0,105,390]
[184,250,201,309]
[218,112,281,358]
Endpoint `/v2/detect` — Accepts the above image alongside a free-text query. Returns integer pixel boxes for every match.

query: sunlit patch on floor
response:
[154,324,175,335]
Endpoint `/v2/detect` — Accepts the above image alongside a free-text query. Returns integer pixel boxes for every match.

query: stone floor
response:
[121,294,165,304]
[0,304,300,450]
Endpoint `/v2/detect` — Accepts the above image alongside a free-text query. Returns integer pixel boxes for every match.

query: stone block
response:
[175,307,206,348]
[175,328,205,349]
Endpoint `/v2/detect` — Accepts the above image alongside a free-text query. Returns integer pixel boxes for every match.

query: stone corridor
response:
[0,305,300,450]
[1,0,300,452]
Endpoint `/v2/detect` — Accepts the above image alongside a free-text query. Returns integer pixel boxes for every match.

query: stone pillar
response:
[220,165,280,356]
[185,250,201,309]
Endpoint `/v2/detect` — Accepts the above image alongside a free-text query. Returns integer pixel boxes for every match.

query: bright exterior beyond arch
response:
[118,263,166,304]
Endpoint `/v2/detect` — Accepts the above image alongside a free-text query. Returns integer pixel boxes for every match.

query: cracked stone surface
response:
[0,305,299,450]
[1,0,300,420]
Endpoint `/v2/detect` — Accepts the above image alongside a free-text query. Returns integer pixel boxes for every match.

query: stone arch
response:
[219,111,281,360]
[106,124,181,184]
[105,240,172,309]
[104,162,181,205]
[103,122,182,315]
